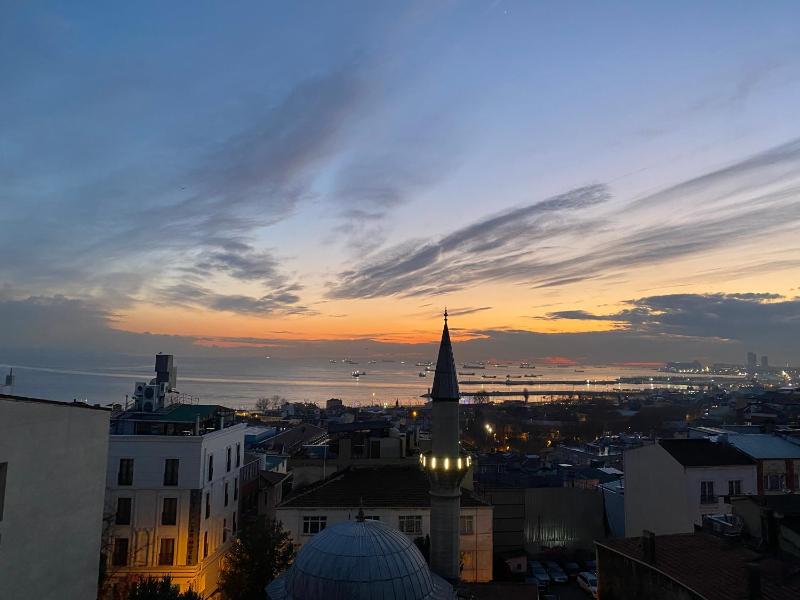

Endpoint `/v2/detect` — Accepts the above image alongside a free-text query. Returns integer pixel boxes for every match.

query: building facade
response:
[275,466,493,582]
[104,404,246,597]
[0,395,110,600]
[624,438,756,535]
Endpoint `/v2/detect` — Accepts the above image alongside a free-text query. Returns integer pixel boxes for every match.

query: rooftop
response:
[0,393,109,411]
[279,466,488,509]
[725,434,800,460]
[112,403,230,423]
[659,438,755,467]
[267,519,453,600]
[597,533,800,600]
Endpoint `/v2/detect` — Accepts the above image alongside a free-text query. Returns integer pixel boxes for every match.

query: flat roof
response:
[659,438,755,467]
[726,434,800,460]
[0,393,110,411]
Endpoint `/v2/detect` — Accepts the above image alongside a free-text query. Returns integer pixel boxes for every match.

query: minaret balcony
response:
[420,450,470,493]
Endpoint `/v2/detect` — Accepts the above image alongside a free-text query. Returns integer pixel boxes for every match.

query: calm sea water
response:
[0,354,673,409]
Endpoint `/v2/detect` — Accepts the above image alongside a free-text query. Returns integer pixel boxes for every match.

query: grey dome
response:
[266,519,454,600]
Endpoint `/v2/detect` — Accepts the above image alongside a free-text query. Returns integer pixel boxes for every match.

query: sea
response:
[0,354,675,410]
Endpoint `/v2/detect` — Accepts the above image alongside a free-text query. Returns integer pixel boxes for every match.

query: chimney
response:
[747,563,761,600]
[642,530,656,564]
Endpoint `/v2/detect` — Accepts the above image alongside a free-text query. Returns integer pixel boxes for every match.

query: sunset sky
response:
[3,1,800,363]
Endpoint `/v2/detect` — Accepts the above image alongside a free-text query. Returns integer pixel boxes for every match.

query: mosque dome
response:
[266,518,454,600]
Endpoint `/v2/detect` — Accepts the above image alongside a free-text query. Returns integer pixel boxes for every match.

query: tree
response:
[255,395,286,413]
[218,517,295,600]
[473,391,490,405]
[126,576,202,600]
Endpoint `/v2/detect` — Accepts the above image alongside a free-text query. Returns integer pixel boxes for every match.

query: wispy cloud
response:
[328,184,611,298]
[328,138,800,299]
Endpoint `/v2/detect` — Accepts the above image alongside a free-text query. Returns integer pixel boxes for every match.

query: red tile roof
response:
[597,533,800,600]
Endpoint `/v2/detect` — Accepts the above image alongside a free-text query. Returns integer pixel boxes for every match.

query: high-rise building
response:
[421,311,471,581]
[761,355,769,368]
[746,352,757,370]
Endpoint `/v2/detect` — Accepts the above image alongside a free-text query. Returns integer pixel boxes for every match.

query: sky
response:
[2,1,800,365]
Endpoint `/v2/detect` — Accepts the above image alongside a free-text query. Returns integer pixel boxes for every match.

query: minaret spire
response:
[431,311,459,401]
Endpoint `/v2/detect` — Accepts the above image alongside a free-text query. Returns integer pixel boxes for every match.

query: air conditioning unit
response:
[133,381,148,398]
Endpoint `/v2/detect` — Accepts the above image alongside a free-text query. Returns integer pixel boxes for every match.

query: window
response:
[236,443,241,467]
[223,518,228,543]
[765,473,786,491]
[700,481,715,504]
[302,516,327,534]
[208,455,214,482]
[399,515,422,534]
[0,462,7,522]
[115,497,132,525]
[162,497,178,526]
[226,447,232,472]
[112,538,129,566]
[163,459,179,486]
[460,515,475,535]
[203,531,208,558]
[158,538,175,565]
[118,459,134,486]
[224,482,229,507]
[234,477,238,501]
[205,492,210,519]
[728,480,742,496]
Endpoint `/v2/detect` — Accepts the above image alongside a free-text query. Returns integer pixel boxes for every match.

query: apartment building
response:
[625,438,756,535]
[103,359,246,598]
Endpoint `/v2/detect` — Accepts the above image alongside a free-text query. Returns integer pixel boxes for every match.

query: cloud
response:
[0,66,369,310]
[157,281,309,317]
[444,306,492,317]
[546,293,800,348]
[328,184,611,298]
[328,138,800,299]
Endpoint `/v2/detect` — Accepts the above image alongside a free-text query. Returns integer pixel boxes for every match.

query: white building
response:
[275,465,493,582]
[624,438,756,536]
[104,402,246,598]
[0,394,110,600]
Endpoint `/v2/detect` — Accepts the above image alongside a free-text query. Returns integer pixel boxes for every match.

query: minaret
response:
[420,310,471,581]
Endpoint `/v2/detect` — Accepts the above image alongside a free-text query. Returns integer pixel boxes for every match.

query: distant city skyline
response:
[3,2,800,363]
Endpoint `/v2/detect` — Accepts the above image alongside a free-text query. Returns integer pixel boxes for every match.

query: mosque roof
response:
[266,519,454,600]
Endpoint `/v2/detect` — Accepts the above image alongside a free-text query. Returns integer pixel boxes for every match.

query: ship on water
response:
[351,370,365,378]
[463,362,486,369]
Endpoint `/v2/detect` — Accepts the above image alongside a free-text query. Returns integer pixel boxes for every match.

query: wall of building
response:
[275,505,493,582]
[625,444,691,535]
[0,398,110,600]
[105,424,246,595]
[683,464,756,526]
[524,487,605,553]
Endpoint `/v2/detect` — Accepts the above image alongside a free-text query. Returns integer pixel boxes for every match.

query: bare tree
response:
[255,395,286,413]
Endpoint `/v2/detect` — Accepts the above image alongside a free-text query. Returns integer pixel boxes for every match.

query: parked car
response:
[583,559,597,572]
[563,562,581,578]
[531,566,550,586]
[529,560,544,571]
[545,560,561,570]
[541,594,559,600]
[548,567,568,584]
[525,576,547,593]
[577,571,598,598]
